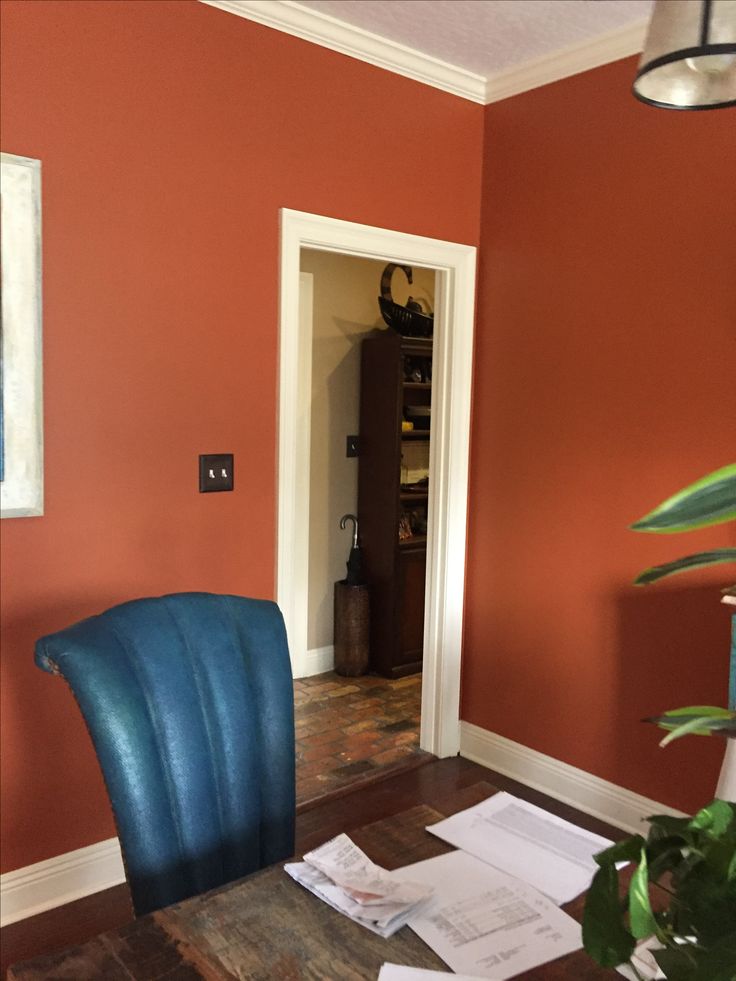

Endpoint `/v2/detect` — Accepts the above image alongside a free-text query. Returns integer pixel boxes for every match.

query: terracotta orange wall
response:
[463,57,736,815]
[0,0,483,873]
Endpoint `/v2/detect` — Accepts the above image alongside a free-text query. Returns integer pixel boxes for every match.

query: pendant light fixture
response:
[633,0,736,109]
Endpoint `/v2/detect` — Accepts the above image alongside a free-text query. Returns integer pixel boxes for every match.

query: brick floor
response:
[294,671,430,806]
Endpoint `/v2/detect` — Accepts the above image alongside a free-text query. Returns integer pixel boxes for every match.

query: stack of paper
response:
[284,833,433,938]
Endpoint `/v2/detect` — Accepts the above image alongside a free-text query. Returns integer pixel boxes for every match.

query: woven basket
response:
[378,296,434,338]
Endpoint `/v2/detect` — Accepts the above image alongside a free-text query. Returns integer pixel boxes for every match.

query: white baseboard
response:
[0,837,125,928]
[297,644,335,678]
[2,720,686,926]
[459,721,686,836]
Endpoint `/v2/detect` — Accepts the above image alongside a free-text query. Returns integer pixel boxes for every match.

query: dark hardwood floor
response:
[1,757,627,978]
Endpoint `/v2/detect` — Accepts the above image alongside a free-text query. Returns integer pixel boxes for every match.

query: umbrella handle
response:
[340,513,359,548]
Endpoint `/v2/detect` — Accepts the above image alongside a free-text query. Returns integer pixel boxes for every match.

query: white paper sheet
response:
[396,850,582,980]
[427,792,613,904]
[378,965,490,981]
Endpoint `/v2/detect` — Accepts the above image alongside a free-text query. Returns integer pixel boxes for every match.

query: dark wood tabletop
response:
[7,781,618,980]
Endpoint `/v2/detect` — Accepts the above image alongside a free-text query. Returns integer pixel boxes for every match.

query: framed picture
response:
[1,152,43,518]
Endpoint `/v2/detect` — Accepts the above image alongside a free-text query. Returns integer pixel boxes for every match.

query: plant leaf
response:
[629,847,658,940]
[583,863,636,967]
[633,549,736,585]
[656,714,736,746]
[653,944,700,981]
[631,464,736,534]
[646,706,734,725]
[647,841,689,882]
[675,862,736,947]
[646,813,692,838]
[593,835,646,867]
[644,706,736,745]
[688,931,736,981]
[689,800,736,837]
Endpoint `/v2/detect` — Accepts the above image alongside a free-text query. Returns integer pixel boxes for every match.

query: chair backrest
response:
[35,592,296,916]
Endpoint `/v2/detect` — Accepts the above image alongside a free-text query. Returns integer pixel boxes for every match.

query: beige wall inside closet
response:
[300,249,435,653]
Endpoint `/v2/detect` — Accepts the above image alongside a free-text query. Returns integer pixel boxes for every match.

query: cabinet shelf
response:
[398,535,427,549]
[359,329,433,678]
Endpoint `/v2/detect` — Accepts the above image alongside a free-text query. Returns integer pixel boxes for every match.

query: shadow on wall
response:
[612,580,730,812]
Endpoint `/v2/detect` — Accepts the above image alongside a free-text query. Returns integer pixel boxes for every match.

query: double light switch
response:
[199,454,234,492]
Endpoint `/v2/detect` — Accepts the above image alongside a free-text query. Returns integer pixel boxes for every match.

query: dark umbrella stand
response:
[334,514,370,677]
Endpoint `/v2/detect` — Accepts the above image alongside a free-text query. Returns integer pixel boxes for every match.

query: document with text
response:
[427,792,613,904]
[397,849,582,979]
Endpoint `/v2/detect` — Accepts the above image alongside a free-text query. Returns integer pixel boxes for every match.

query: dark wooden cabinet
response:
[358,330,432,677]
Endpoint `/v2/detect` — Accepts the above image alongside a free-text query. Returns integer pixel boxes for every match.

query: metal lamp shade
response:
[633,0,736,109]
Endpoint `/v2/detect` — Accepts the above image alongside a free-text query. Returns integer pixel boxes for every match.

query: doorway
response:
[296,251,436,804]
[293,672,428,805]
[278,209,476,759]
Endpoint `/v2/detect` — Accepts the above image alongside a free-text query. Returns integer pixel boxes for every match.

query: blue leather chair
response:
[35,592,296,917]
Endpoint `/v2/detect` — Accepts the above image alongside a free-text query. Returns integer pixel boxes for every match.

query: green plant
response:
[582,466,736,980]
[583,800,736,980]
[632,463,736,742]
[631,463,736,586]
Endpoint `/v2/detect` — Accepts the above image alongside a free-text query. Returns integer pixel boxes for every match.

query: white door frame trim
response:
[278,209,476,758]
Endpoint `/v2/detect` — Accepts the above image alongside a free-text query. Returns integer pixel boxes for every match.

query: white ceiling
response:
[295,0,653,77]
[203,0,654,102]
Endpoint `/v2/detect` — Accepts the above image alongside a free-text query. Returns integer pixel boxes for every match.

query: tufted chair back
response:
[35,592,296,916]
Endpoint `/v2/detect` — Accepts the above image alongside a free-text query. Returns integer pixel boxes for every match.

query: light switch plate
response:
[346,435,359,458]
[199,454,234,492]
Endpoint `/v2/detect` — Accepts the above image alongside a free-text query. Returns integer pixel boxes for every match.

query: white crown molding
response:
[199,0,647,105]
[484,20,647,104]
[460,721,686,836]
[0,837,125,927]
[200,0,487,103]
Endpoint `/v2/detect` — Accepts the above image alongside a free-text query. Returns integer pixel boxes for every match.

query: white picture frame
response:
[1,152,43,518]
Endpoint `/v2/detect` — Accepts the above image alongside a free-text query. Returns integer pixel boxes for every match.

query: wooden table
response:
[7,782,616,980]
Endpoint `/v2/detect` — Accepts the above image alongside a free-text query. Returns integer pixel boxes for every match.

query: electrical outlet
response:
[346,435,359,458]
[199,454,234,492]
